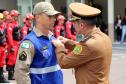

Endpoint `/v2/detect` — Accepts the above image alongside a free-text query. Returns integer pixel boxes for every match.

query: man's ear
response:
[35,15,39,20]
[80,22,86,29]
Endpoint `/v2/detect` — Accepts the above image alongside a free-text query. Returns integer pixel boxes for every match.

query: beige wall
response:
[32,0,45,5]
[32,0,66,12]
[114,0,126,20]
[0,0,17,11]
[90,0,126,23]
[94,0,108,24]
[52,0,66,12]
[84,0,108,24]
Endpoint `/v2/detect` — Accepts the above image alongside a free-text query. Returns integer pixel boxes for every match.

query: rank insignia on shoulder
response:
[41,46,48,51]
[21,42,30,49]
[73,45,83,55]
[19,51,27,61]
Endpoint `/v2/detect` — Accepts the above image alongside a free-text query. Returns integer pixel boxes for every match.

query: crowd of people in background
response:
[0,10,34,83]
[53,15,76,40]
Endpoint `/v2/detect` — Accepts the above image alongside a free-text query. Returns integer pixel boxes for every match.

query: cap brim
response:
[69,18,78,22]
[45,10,60,16]
[69,16,81,22]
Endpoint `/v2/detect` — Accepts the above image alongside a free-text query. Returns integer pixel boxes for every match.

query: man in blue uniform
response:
[14,2,63,84]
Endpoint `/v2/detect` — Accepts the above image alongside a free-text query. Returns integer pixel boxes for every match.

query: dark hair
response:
[72,12,99,26]
[81,16,98,26]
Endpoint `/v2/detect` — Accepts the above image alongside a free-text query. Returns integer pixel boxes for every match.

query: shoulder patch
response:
[73,45,83,55]
[19,51,27,61]
[21,42,30,49]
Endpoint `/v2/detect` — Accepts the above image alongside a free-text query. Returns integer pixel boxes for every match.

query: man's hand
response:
[57,36,69,44]
[52,39,64,48]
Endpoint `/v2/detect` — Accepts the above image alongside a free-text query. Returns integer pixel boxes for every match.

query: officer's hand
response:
[57,36,69,44]
[10,47,14,53]
[52,39,64,48]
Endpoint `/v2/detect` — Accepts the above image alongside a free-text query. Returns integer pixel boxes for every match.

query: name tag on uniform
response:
[41,45,48,51]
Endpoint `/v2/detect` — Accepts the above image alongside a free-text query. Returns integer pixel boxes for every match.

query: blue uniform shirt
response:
[23,30,63,84]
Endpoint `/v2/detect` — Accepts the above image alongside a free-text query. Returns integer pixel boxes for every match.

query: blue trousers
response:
[121,25,126,44]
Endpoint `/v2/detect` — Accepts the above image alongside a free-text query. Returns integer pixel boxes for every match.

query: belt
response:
[30,64,61,74]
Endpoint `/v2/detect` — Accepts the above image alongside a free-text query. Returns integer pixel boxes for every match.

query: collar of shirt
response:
[79,27,100,42]
[85,26,100,37]
[33,27,54,39]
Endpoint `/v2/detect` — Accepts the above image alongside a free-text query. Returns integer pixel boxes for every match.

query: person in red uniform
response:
[10,10,19,27]
[7,10,20,80]
[3,11,9,19]
[65,21,76,40]
[21,13,34,39]
[54,15,65,38]
[3,11,9,28]
[0,13,10,83]
[4,15,13,47]
[2,11,10,66]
